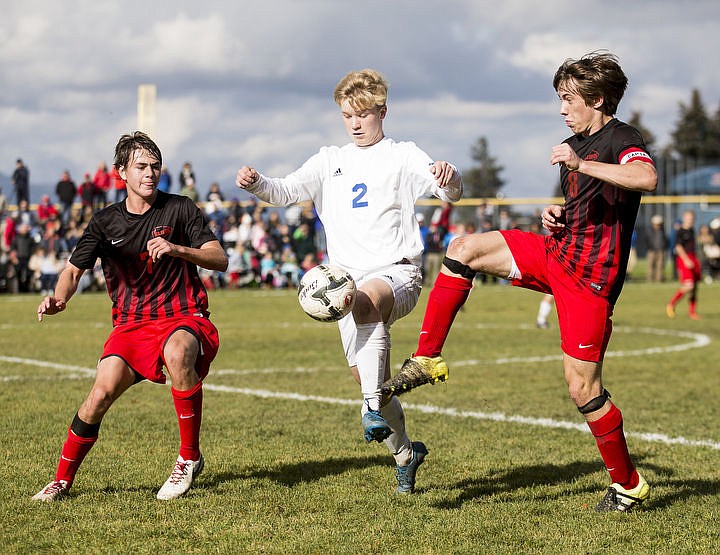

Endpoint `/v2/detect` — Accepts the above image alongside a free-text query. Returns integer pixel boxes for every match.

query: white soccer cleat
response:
[156,454,204,500]
[32,480,70,502]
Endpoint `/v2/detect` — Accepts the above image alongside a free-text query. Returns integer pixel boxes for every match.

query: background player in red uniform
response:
[666,209,701,319]
[383,52,657,512]
[33,132,228,501]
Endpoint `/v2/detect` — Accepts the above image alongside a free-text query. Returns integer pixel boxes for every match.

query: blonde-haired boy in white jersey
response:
[236,69,462,493]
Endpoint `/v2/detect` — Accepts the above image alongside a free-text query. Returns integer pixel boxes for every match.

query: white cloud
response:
[507,34,597,75]
[2,0,720,203]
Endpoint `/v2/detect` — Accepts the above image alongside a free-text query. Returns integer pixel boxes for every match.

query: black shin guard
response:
[577,389,611,415]
[71,413,101,438]
[443,256,477,280]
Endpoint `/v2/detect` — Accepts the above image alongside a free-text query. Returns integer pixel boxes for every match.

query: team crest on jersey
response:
[152,225,172,239]
[585,150,600,161]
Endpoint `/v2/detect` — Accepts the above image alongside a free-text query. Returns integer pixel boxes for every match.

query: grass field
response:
[1,278,719,554]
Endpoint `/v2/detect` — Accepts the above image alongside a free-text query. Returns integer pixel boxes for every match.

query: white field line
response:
[452,326,710,366]
[0,356,97,376]
[200,384,720,451]
[1,325,716,450]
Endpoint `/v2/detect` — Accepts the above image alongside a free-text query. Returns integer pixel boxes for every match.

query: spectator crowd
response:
[0,160,328,295]
[3,158,720,295]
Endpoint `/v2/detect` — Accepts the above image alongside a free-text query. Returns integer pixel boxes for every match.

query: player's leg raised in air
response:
[383,231,511,396]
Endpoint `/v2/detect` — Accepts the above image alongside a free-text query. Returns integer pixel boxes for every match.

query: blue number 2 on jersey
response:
[352,183,368,208]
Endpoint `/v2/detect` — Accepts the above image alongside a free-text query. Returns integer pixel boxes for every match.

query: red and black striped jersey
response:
[546,118,654,305]
[675,227,696,255]
[70,192,217,326]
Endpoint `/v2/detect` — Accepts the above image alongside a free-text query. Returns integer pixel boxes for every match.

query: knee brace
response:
[443,256,476,280]
[577,389,611,415]
[71,412,101,438]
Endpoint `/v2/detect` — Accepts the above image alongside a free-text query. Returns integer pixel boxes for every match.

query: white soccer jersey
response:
[247,138,462,273]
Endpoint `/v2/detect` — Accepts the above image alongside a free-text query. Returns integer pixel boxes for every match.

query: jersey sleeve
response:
[613,125,654,166]
[68,217,103,270]
[181,196,218,248]
[247,149,326,206]
[401,142,463,202]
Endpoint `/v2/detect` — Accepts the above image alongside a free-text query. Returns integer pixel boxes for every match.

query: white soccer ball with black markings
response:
[298,264,356,322]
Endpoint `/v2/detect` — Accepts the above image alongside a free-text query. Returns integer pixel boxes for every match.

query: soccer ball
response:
[298,264,356,322]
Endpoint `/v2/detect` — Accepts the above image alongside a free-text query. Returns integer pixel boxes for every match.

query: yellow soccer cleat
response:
[381,356,449,397]
[595,473,650,512]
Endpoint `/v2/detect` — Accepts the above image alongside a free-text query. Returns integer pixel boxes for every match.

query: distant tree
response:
[628,111,657,155]
[705,103,720,161]
[669,88,720,162]
[462,137,505,198]
[455,137,506,227]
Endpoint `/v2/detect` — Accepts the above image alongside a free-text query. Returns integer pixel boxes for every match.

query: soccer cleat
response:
[156,453,204,500]
[536,321,550,329]
[665,303,676,319]
[362,410,393,443]
[689,312,701,320]
[32,480,70,502]
[381,356,449,397]
[395,441,429,494]
[595,473,650,512]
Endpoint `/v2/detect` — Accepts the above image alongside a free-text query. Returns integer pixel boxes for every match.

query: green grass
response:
[1,279,719,554]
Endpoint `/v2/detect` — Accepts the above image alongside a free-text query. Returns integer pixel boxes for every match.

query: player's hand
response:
[236,166,259,189]
[542,204,566,233]
[430,161,456,187]
[147,237,177,262]
[550,143,581,171]
[37,296,67,322]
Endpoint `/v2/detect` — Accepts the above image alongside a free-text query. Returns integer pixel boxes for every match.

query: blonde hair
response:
[333,69,388,111]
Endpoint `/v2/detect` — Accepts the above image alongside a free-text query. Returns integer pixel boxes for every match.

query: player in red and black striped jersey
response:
[389,52,658,512]
[666,209,701,319]
[33,132,228,502]
[72,190,215,326]
[548,118,649,305]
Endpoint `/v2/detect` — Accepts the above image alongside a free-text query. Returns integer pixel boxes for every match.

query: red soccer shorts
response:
[500,230,613,362]
[100,315,219,383]
[676,253,701,283]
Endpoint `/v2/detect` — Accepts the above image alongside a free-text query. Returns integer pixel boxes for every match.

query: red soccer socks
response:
[172,381,204,462]
[415,272,473,357]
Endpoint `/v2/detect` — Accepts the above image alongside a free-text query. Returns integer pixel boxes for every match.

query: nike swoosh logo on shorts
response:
[578,344,594,349]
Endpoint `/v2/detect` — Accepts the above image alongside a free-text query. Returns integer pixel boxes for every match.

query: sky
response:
[2,0,720,203]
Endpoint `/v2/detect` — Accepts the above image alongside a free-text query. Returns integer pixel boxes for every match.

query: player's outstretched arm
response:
[236,166,259,189]
[37,263,84,322]
[430,161,463,201]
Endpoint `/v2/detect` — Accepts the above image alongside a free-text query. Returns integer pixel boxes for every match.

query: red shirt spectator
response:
[93,163,111,194]
[110,164,127,203]
[93,162,111,208]
[2,215,16,252]
[37,195,59,224]
[78,174,96,208]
